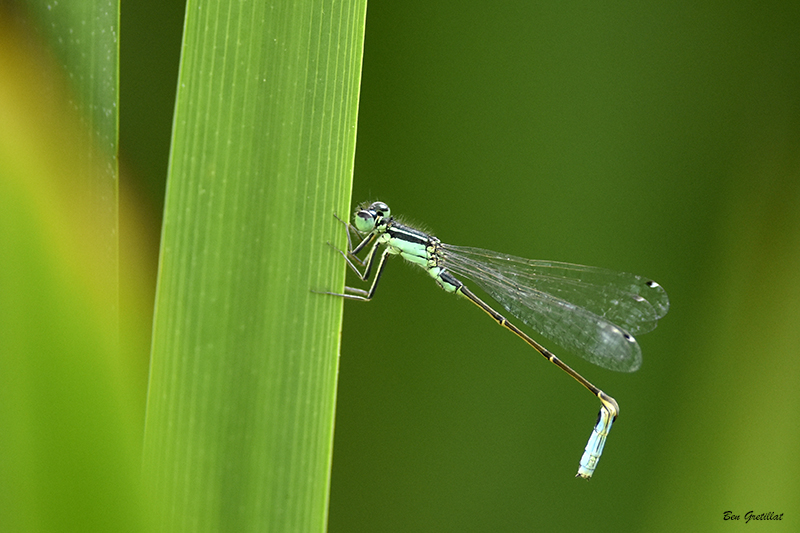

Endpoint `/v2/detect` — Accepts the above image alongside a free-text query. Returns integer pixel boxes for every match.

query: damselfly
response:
[320,201,669,478]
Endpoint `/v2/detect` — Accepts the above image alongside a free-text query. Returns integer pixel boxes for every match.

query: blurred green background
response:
[117,0,799,531]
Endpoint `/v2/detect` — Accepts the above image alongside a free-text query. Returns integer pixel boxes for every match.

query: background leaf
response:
[0,2,150,532]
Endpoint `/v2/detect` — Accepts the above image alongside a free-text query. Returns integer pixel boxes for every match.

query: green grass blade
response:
[142,1,367,530]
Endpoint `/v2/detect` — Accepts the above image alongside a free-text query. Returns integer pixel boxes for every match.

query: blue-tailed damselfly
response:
[320,201,669,478]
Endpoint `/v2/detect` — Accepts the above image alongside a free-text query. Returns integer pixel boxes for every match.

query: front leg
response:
[328,236,382,281]
[318,246,392,302]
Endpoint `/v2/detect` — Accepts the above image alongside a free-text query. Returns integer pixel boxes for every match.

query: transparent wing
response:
[441,244,669,372]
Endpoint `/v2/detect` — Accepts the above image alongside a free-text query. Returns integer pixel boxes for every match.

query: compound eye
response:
[354,209,376,232]
[370,201,390,219]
